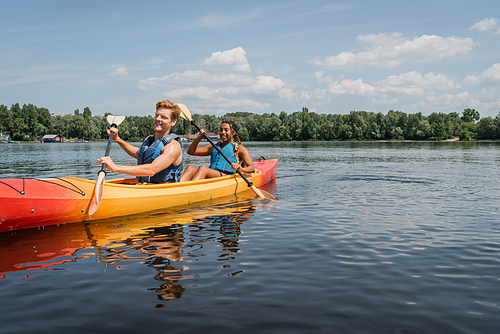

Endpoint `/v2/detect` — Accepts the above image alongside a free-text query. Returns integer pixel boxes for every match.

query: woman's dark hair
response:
[221,120,241,144]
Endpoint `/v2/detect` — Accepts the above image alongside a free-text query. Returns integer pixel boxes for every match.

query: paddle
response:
[88,115,126,215]
[177,103,274,200]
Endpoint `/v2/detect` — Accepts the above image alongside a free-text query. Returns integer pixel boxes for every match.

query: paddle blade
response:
[177,103,193,122]
[107,115,126,127]
[88,171,106,216]
[250,185,275,200]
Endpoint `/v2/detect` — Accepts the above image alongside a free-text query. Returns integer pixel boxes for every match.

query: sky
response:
[1,0,500,118]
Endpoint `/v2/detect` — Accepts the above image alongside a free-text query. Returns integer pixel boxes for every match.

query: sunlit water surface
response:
[1,141,500,334]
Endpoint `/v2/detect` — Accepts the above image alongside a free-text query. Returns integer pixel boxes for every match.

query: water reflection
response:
[0,197,256,302]
[90,201,254,301]
[0,224,91,278]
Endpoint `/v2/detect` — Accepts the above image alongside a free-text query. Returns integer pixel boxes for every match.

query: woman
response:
[180,121,255,181]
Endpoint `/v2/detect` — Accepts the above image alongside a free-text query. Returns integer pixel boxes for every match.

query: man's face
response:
[154,107,176,132]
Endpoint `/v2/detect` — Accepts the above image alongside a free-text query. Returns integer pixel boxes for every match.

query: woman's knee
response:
[180,165,197,181]
[184,165,196,173]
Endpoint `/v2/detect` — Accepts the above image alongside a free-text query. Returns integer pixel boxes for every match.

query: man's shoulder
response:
[160,133,181,143]
[162,137,182,152]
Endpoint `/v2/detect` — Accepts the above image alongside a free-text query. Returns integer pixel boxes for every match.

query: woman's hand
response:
[230,162,242,172]
[197,129,206,139]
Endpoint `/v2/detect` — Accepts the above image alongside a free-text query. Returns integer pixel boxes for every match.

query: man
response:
[97,100,184,183]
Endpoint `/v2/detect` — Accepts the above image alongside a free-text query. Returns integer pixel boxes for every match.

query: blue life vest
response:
[209,142,240,175]
[136,133,183,183]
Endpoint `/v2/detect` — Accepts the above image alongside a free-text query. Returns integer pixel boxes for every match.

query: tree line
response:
[1,103,500,142]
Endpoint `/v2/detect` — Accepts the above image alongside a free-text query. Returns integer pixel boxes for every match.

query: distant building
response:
[42,135,62,143]
[0,131,12,142]
[182,133,220,142]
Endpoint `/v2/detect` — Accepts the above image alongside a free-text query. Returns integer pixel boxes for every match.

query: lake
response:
[1,141,499,334]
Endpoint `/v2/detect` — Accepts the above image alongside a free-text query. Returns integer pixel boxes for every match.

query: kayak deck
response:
[0,159,277,233]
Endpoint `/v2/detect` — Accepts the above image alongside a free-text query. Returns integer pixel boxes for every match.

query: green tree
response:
[21,103,38,136]
[83,107,92,119]
[11,118,28,140]
[405,112,424,140]
[461,108,480,123]
[416,120,431,139]
[340,123,353,140]
[347,111,368,140]
[10,103,21,119]
[37,107,52,134]
[460,122,477,140]
[476,117,498,139]
[385,110,407,139]
[52,114,72,138]
[0,105,12,133]
[239,125,250,141]
[428,112,454,140]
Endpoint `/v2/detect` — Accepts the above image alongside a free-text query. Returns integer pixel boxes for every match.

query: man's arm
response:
[109,127,139,159]
[98,140,182,176]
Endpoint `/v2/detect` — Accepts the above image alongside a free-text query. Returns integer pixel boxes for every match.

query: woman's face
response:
[219,123,234,142]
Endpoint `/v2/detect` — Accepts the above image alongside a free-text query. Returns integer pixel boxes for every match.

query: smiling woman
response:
[180,120,255,182]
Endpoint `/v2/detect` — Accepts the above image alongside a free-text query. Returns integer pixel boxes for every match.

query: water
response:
[1,141,500,333]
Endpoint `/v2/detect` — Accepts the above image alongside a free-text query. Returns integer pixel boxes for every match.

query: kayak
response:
[0,159,277,233]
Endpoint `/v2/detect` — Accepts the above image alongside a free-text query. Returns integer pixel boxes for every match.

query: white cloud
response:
[464,63,500,85]
[375,71,459,96]
[107,67,128,76]
[165,85,270,111]
[316,68,500,113]
[469,18,498,31]
[372,97,399,105]
[250,76,285,94]
[136,47,297,113]
[138,70,253,90]
[313,71,334,83]
[405,91,493,113]
[202,47,251,73]
[313,70,458,99]
[167,86,219,100]
[312,33,477,69]
[297,88,329,104]
[327,79,376,96]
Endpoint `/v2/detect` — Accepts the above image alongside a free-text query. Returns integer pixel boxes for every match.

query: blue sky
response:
[1,0,500,118]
